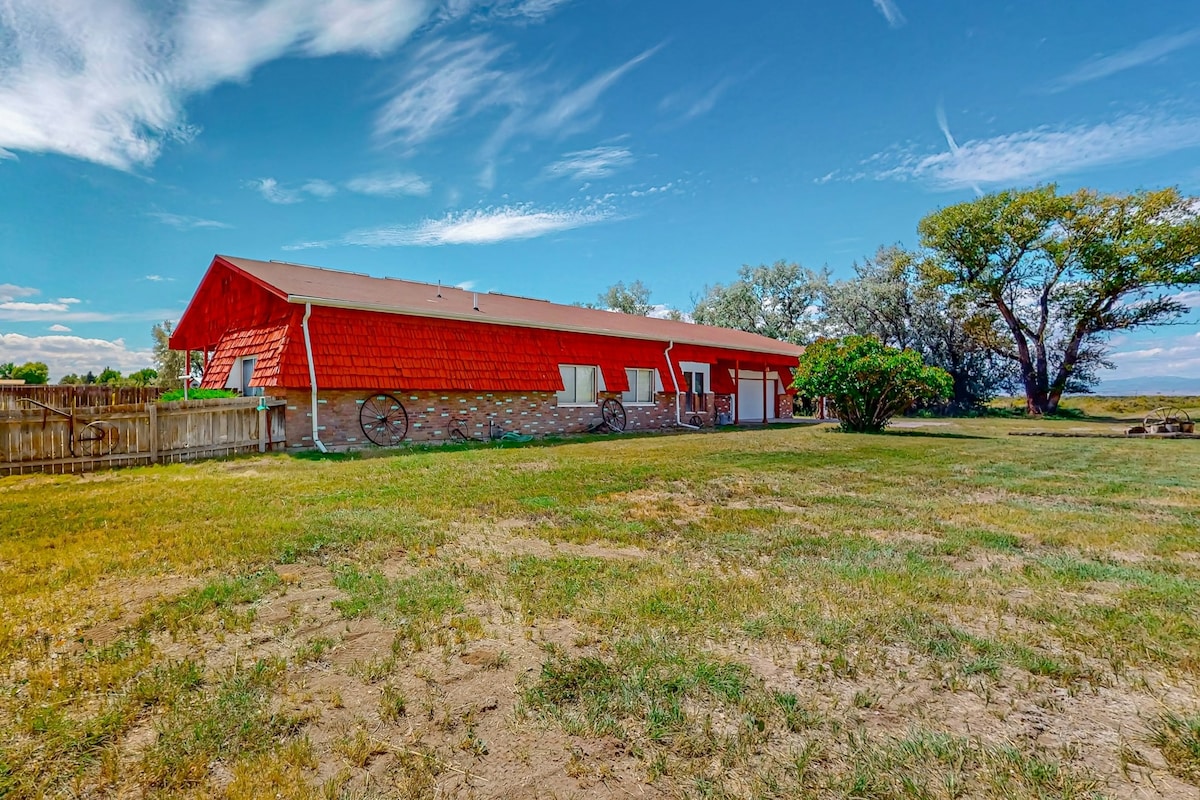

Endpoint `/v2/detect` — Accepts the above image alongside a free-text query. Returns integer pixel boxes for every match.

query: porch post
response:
[762,363,768,423]
[734,359,740,425]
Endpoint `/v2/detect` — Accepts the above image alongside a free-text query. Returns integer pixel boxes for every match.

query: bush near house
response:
[792,335,952,432]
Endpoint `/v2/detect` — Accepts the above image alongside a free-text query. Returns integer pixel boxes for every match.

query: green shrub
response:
[159,388,238,402]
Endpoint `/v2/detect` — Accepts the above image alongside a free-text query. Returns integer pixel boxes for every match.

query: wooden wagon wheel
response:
[77,420,119,457]
[359,393,409,446]
[1143,407,1190,431]
[600,398,627,433]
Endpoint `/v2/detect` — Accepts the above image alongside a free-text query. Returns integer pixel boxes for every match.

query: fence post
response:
[258,405,268,452]
[147,402,159,463]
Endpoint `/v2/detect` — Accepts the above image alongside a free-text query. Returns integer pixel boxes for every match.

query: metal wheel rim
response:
[78,420,119,456]
[601,398,626,432]
[359,393,409,446]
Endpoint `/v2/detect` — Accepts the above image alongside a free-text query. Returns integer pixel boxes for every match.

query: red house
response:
[170,255,802,450]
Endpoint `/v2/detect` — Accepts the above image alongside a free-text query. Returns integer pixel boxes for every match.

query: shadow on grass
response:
[876,430,991,441]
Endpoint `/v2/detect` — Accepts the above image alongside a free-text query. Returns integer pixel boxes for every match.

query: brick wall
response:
[271,387,717,449]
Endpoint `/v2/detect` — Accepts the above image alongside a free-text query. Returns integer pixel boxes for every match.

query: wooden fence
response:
[0,397,287,475]
[0,385,162,411]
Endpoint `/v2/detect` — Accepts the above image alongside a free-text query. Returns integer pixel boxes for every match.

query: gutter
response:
[664,340,700,430]
[285,294,801,360]
[300,303,328,453]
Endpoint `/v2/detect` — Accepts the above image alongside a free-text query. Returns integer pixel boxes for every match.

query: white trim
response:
[284,294,801,359]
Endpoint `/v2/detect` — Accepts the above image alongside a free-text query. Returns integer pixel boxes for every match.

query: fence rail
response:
[0,397,286,475]
[0,385,162,411]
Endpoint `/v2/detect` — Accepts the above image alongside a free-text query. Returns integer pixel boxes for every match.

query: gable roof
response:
[208,255,803,359]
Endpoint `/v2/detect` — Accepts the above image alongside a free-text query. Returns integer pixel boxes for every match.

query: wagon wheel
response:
[448,418,472,442]
[688,414,703,428]
[77,420,119,457]
[600,398,626,433]
[359,393,409,446]
[1143,407,1189,430]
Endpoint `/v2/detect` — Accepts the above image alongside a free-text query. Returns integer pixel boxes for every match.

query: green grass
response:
[1,416,1197,796]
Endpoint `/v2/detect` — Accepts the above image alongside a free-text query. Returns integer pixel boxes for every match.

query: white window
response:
[557,365,597,405]
[622,368,655,404]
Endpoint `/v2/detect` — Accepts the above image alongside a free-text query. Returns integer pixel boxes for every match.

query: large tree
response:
[151,320,202,389]
[919,186,1200,414]
[11,361,50,384]
[599,280,655,315]
[816,246,1012,412]
[692,260,822,344]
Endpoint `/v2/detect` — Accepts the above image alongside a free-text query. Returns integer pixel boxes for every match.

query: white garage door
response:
[736,372,776,422]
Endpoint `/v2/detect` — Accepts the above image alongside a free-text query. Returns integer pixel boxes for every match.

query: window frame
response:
[556,364,599,406]
[683,369,707,412]
[622,367,656,406]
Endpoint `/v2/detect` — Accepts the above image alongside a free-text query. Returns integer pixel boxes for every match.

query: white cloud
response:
[0,332,154,378]
[1109,330,1200,379]
[873,0,906,28]
[1049,28,1200,92]
[545,146,633,180]
[454,280,477,290]
[629,181,674,197]
[247,177,338,203]
[302,179,338,198]
[661,77,735,122]
[440,0,572,23]
[346,171,432,196]
[287,203,613,248]
[0,288,79,314]
[48,324,71,332]
[143,275,176,283]
[868,111,1200,190]
[0,1,432,170]
[1171,290,1200,309]
[0,284,37,302]
[148,211,233,230]
[375,36,517,148]
[531,44,662,136]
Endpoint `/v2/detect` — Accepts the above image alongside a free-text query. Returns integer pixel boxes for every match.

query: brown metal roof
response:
[217,255,804,359]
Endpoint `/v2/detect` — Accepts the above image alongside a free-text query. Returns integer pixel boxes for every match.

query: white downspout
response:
[664,341,700,430]
[301,303,328,453]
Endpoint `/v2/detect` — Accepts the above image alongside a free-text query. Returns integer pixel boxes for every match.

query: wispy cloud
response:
[148,212,233,230]
[0,1,433,170]
[872,0,906,28]
[0,284,38,303]
[532,44,663,136]
[375,36,517,148]
[0,333,154,378]
[377,36,660,186]
[545,146,634,180]
[286,203,613,249]
[143,275,176,283]
[346,171,432,196]
[659,77,736,122]
[866,110,1200,190]
[935,103,982,196]
[1049,28,1200,92]
[440,0,572,23]
[246,177,338,204]
[0,288,177,323]
[48,324,71,332]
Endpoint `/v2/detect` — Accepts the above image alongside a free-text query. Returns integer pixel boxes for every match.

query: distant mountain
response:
[1090,376,1200,396]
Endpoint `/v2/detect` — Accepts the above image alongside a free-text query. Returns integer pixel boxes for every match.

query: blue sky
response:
[1,0,1198,386]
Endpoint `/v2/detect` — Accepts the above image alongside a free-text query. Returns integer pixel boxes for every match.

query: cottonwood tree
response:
[692,261,823,344]
[816,246,1012,412]
[10,362,50,384]
[920,186,1200,415]
[792,336,952,433]
[151,320,202,389]
[599,280,655,315]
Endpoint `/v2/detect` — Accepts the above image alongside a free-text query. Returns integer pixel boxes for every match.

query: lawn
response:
[1,412,1198,798]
